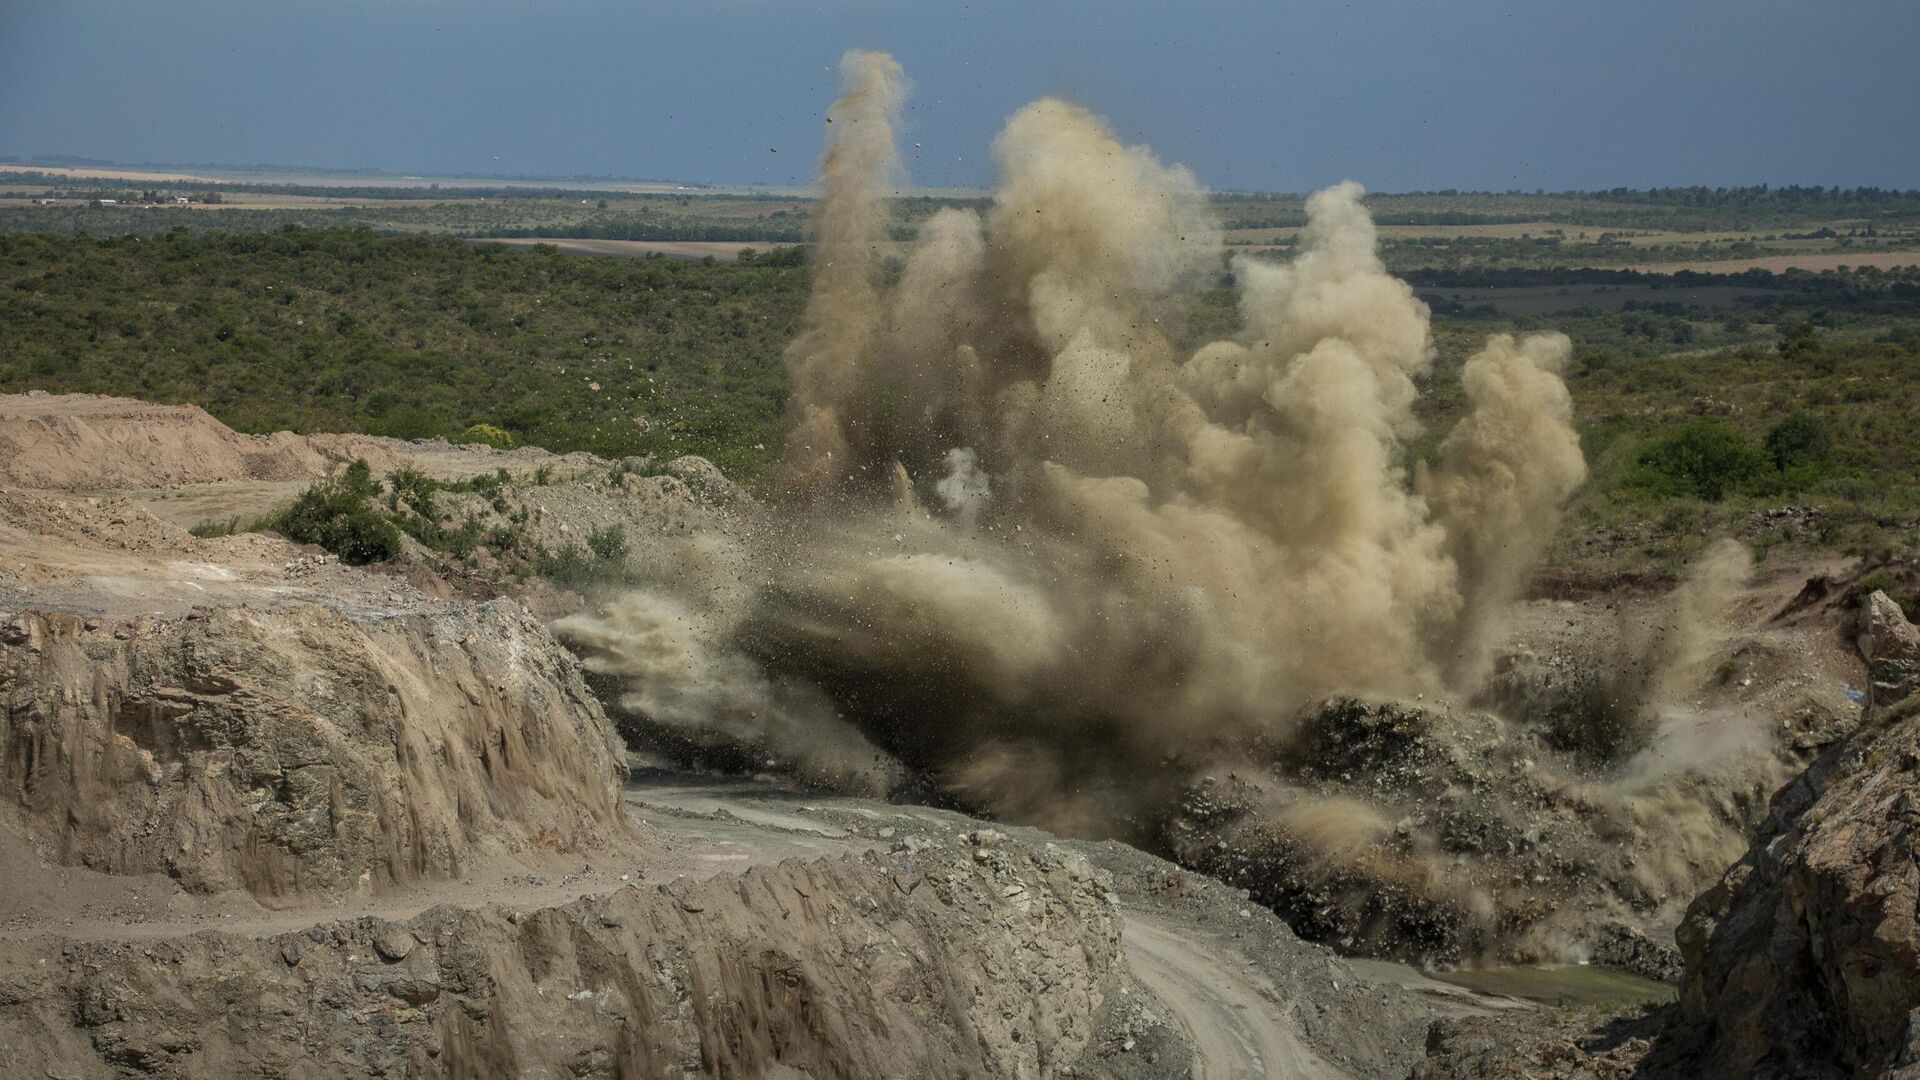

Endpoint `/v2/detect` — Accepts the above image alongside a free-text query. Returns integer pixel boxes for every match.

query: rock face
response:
[1675,590,1920,1078]
[0,600,630,899]
[0,846,1123,1079]
[1161,696,1773,967]
[1862,588,1920,712]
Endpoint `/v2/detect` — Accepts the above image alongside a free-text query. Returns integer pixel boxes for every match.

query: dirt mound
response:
[0,488,189,555]
[0,845,1122,1079]
[1,599,630,901]
[0,392,407,489]
[1671,590,1920,1078]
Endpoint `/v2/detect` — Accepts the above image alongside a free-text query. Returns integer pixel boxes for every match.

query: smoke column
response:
[781,50,908,495]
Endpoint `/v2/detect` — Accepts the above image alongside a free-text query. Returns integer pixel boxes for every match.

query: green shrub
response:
[1765,412,1834,471]
[456,423,516,450]
[1853,570,1916,620]
[445,468,506,498]
[274,463,403,564]
[341,458,378,498]
[445,516,485,558]
[1632,421,1768,502]
[587,524,629,562]
[386,467,441,520]
[535,544,595,585]
[1781,321,1820,362]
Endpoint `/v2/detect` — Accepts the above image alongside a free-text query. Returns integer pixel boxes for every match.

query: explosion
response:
[558,51,1779,961]
[565,48,1587,808]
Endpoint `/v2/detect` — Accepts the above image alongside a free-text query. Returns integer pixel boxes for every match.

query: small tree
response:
[341,458,378,497]
[1781,321,1822,364]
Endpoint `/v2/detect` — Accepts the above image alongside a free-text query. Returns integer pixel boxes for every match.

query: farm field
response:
[6,163,1918,273]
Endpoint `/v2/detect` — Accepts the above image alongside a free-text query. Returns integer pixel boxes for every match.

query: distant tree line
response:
[478,221,806,243]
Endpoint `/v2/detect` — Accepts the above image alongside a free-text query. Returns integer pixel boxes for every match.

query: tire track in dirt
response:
[1123,915,1344,1080]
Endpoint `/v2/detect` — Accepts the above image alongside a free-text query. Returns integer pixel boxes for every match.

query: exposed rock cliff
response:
[1,600,630,900]
[0,845,1123,1079]
[1674,589,1920,1078]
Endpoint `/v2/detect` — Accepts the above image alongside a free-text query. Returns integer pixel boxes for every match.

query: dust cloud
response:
[556,51,1783,961]
[780,49,908,496]
[759,51,1585,793]
[1609,540,1770,787]
[556,50,1781,957]
[567,49,1589,823]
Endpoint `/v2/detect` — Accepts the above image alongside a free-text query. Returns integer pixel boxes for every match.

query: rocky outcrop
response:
[1673,590,1920,1078]
[1162,696,1773,967]
[1862,588,1920,712]
[0,845,1123,1079]
[0,600,630,900]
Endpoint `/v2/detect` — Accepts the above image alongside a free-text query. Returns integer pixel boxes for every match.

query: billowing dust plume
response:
[556,51,1795,962]
[566,49,1587,822]
[1497,538,1758,767]
[781,49,907,495]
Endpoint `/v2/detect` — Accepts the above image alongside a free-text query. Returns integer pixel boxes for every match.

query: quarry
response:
[3,43,1919,1080]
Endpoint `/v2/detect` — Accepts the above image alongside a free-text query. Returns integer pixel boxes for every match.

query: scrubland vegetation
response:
[0,227,801,477]
[3,186,1918,572]
[1410,270,1920,570]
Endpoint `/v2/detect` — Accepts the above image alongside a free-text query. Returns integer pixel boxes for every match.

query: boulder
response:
[1862,589,1920,712]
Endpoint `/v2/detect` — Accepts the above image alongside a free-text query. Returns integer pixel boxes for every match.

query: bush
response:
[1765,412,1834,471]
[1853,570,1916,620]
[586,523,629,562]
[274,462,402,564]
[445,515,485,558]
[385,466,441,520]
[456,423,516,450]
[340,458,378,498]
[1633,421,1768,502]
[535,544,595,585]
[1781,321,1820,362]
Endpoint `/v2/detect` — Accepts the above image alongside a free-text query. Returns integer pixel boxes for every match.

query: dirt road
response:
[620,771,1469,1079]
[1123,916,1342,1079]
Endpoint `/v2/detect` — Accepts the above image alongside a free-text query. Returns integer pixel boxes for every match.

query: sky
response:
[2,0,1915,193]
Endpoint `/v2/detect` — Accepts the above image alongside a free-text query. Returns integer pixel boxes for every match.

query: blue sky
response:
[2,0,1915,192]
